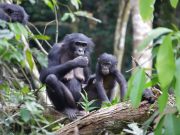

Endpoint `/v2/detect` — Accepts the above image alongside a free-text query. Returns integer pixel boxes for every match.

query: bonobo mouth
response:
[101,69,109,75]
[74,52,85,57]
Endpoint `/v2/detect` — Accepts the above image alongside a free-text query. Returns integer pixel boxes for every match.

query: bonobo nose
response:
[78,49,84,55]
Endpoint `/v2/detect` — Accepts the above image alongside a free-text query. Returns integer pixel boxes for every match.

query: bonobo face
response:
[100,61,111,75]
[72,40,88,57]
[98,53,118,75]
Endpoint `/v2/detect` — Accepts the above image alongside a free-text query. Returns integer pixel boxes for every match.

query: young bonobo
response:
[85,53,127,107]
[40,33,94,120]
[0,3,28,24]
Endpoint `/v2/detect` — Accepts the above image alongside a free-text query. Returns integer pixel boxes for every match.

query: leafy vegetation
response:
[0,0,180,134]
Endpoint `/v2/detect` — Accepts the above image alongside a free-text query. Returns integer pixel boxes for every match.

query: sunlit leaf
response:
[20,109,31,122]
[25,49,34,71]
[61,13,76,22]
[170,0,179,8]
[70,0,81,9]
[43,0,54,10]
[32,35,51,40]
[139,0,155,21]
[21,86,30,94]
[61,13,70,21]
[129,68,146,108]
[138,27,172,51]
[0,29,14,39]
[156,35,175,89]
[8,23,28,38]
[174,59,180,111]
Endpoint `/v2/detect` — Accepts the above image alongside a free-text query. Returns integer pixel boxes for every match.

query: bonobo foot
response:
[63,108,78,120]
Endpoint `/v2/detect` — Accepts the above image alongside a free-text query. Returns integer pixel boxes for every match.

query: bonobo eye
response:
[101,61,111,67]
[75,41,87,47]
[5,9,13,14]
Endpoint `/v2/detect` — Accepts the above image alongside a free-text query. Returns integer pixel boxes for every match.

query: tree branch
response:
[56,101,155,135]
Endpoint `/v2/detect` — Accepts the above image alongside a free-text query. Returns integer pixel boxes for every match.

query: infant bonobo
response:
[84,53,127,107]
[40,33,94,120]
[84,53,155,108]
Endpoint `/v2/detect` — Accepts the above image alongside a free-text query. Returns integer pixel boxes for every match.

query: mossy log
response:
[56,101,155,135]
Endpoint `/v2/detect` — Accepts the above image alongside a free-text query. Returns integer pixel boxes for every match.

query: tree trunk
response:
[114,0,131,71]
[56,101,154,135]
[131,0,152,75]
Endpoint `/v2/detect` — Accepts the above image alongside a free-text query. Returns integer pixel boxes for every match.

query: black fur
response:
[0,3,28,24]
[84,53,127,107]
[40,33,94,119]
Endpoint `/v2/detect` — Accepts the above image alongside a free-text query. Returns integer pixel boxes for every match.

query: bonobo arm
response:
[109,86,116,102]
[113,70,127,101]
[95,75,110,103]
[40,56,88,83]
[83,66,91,83]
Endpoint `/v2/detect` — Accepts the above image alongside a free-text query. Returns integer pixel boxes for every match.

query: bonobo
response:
[0,3,28,24]
[142,88,155,104]
[40,33,94,119]
[84,53,127,107]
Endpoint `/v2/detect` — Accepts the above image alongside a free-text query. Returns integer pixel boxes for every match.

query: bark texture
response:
[56,101,154,135]
[114,0,131,71]
[131,0,152,75]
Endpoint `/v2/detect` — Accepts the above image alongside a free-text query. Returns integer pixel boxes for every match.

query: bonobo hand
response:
[72,56,89,67]
[110,66,118,74]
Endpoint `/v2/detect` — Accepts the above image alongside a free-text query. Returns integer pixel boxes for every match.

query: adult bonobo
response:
[85,53,127,107]
[40,33,94,119]
[0,3,28,24]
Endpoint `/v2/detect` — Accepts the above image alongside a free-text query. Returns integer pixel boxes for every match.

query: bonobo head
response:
[97,53,117,75]
[0,4,29,24]
[61,33,95,58]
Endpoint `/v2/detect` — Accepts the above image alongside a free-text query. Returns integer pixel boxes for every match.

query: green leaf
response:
[21,86,30,94]
[32,35,51,40]
[156,35,176,89]
[8,23,28,38]
[174,59,180,111]
[170,0,179,8]
[145,75,158,88]
[25,49,34,71]
[125,72,135,100]
[43,0,54,10]
[70,0,80,9]
[31,48,48,68]
[88,106,98,111]
[129,68,146,108]
[139,0,155,21]
[158,89,168,113]
[138,27,172,51]
[20,109,31,122]
[87,100,96,106]
[164,114,180,135]
[0,29,14,39]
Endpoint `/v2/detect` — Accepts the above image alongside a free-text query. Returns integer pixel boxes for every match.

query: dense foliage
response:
[0,0,180,134]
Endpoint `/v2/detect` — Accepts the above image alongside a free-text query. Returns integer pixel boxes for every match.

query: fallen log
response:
[56,101,156,135]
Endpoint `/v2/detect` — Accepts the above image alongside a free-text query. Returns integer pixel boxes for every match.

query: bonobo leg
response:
[64,78,82,102]
[45,74,78,119]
